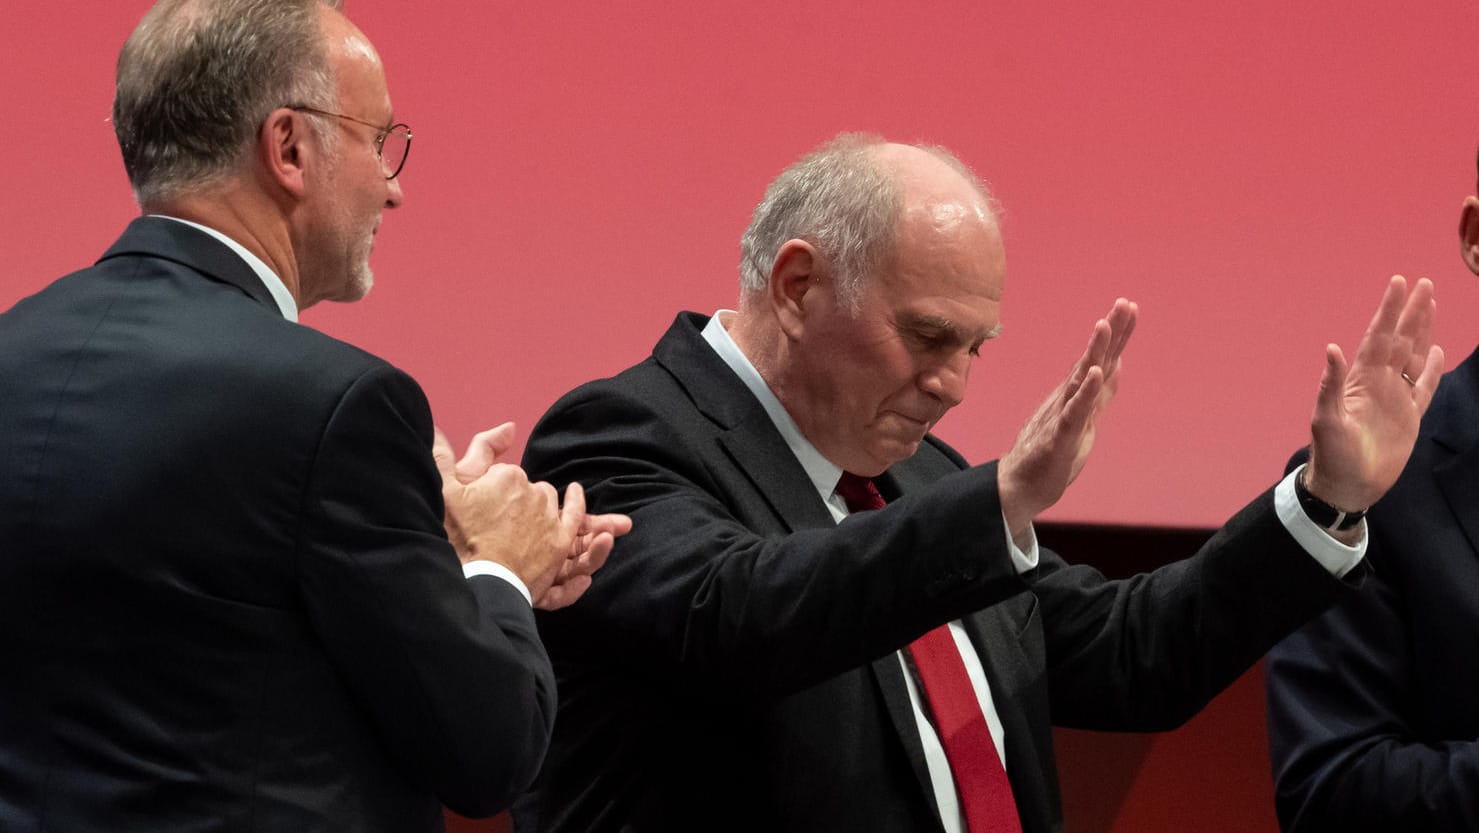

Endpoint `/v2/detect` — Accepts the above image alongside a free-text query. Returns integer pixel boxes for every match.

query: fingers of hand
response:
[1104,298,1138,364]
[1061,365,1105,432]
[536,575,593,612]
[559,481,587,542]
[576,532,615,574]
[1353,275,1412,368]
[1365,275,1409,340]
[1098,357,1122,404]
[1414,344,1447,410]
[1065,319,1112,401]
[558,529,613,583]
[1342,277,1440,402]
[582,512,633,538]
[431,427,458,483]
[456,422,518,483]
[1394,277,1437,357]
[477,422,519,461]
[1085,318,1113,369]
[1388,278,1438,389]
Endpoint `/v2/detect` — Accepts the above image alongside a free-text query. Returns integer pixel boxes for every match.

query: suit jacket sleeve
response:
[523,381,1029,700]
[1265,534,1479,832]
[294,364,555,817]
[1034,486,1359,732]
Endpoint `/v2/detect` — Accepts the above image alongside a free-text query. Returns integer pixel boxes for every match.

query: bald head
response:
[738,134,999,311]
[114,0,342,207]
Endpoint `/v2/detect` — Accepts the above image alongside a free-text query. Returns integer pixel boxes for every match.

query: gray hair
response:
[113,0,342,207]
[737,134,999,311]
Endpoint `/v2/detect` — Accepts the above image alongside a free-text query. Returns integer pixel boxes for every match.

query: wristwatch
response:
[1295,468,1366,532]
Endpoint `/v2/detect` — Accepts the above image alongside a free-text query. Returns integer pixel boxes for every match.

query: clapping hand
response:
[433,424,630,610]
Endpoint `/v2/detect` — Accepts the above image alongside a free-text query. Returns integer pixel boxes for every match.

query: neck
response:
[146,182,302,310]
[726,305,783,390]
[725,302,818,439]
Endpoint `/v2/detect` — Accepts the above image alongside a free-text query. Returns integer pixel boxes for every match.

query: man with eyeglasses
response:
[0,1,626,831]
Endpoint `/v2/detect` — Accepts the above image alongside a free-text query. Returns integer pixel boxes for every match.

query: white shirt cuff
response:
[1274,464,1366,578]
[1001,512,1040,574]
[462,560,533,606]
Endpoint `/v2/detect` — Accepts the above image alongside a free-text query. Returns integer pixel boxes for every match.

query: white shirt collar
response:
[700,310,843,507]
[149,215,299,322]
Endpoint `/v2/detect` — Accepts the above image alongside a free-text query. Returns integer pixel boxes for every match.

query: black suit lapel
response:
[718,420,837,532]
[1429,349,1479,563]
[871,652,946,833]
[1434,434,1479,562]
[653,312,835,532]
[98,216,280,312]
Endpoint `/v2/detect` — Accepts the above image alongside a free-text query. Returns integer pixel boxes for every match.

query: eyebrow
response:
[899,313,1002,344]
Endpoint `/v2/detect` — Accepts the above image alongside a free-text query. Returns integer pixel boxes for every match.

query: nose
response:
[385,175,403,209]
[919,351,970,408]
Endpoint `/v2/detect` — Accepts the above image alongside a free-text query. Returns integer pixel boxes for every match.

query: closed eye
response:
[897,315,998,357]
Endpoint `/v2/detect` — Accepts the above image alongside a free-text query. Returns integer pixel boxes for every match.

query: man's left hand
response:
[1305,275,1444,515]
[538,505,633,611]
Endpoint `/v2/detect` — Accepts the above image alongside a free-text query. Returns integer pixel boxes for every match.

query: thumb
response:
[457,422,518,483]
[560,481,587,545]
[1313,344,1349,420]
[482,421,518,460]
[431,427,459,484]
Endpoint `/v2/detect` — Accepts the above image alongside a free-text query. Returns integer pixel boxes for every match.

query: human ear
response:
[1459,196,1479,276]
[258,108,312,199]
[769,239,821,340]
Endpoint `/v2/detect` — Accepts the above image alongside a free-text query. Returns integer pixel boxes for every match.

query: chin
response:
[345,267,374,301]
[861,441,921,474]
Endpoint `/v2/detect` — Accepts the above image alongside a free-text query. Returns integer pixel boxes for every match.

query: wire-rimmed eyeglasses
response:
[289,105,412,180]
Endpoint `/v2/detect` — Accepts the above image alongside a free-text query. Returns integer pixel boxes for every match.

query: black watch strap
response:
[1295,469,1366,532]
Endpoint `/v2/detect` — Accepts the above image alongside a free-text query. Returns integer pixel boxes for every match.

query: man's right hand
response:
[997,298,1137,538]
[433,426,613,609]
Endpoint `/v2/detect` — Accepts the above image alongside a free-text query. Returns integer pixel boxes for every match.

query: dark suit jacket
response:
[1266,345,1479,832]
[516,312,1357,833]
[0,217,554,832]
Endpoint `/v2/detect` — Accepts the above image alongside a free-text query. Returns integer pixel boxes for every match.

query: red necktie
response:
[835,472,1022,833]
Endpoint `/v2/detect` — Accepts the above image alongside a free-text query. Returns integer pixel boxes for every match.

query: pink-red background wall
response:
[5,2,1476,831]
[9,1,1479,529]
